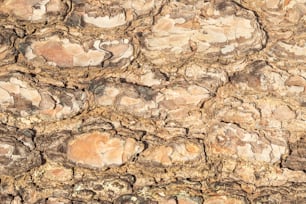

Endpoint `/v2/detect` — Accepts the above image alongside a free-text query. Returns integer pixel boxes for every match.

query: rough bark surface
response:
[0,0,305,203]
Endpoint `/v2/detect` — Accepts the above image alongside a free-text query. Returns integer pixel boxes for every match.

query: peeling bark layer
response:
[0,0,305,203]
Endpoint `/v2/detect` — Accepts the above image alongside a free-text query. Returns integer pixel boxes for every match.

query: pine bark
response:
[0,0,305,203]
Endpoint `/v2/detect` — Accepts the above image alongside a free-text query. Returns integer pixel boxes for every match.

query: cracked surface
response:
[0,0,305,203]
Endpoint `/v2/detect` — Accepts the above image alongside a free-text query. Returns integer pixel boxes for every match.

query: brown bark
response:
[0,0,305,203]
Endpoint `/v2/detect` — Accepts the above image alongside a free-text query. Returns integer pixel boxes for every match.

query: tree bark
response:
[0,0,305,203]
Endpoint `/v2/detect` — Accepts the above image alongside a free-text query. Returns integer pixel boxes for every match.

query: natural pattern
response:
[0,0,305,203]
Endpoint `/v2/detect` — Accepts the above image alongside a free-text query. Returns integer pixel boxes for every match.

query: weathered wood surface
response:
[0,0,305,203]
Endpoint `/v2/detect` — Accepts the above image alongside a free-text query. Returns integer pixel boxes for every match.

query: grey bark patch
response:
[113,195,156,204]
[134,85,155,101]
[65,14,84,27]
[89,79,106,95]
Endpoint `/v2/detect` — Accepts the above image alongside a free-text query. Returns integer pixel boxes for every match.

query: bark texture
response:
[0,0,306,203]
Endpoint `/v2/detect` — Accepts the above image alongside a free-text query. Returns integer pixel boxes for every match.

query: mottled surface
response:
[0,0,305,203]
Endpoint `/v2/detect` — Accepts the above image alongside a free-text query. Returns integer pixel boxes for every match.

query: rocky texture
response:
[0,0,305,203]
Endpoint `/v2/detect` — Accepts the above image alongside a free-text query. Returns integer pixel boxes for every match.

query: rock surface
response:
[0,0,305,203]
